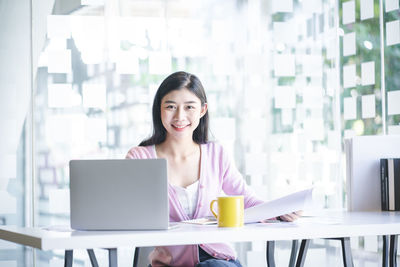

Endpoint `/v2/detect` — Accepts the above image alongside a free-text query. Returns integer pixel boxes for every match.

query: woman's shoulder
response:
[202,141,227,158]
[125,145,156,159]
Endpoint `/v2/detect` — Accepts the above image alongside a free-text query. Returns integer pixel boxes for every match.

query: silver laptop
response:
[69,159,169,230]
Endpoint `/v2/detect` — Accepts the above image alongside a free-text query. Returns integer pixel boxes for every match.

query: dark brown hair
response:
[140,71,209,146]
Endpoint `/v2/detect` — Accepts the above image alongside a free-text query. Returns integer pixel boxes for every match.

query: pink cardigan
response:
[126,142,264,267]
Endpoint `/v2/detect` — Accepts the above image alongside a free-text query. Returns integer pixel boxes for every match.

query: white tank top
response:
[172,180,200,218]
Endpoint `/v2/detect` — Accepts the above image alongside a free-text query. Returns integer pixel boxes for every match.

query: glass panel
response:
[0,1,32,266]
[340,0,383,138]
[31,0,342,265]
[384,0,400,134]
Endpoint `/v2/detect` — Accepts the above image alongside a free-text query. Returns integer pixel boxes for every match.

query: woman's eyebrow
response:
[163,100,197,104]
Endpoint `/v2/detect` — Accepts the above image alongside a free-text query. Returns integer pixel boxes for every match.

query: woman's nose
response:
[174,107,185,119]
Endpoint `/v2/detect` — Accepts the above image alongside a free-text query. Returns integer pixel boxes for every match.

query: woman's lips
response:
[172,124,189,131]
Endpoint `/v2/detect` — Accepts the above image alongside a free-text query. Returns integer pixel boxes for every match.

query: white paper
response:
[344,96,357,120]
[82,83,106,110]
[361,94,376,118]
[304,119,324,141]
[244,188,314,223]
[386,0,399,12]
[360,0,374,20]
[302,55,323,77]
[116,51,139,74]
[273,21,296,43]
[274,54,295,77]
[386,20,400,46]
[47,15,71,39]
[47,50,72,73]
[388,90,400,115]
[302,86,324,108]
[343,32,356,56]
[48,83,76,108]
[46,114,86,145]
[343,64,356,88]
[361,61,375,86]
[302,0,322,14]
[272,0,293,13]
[342,1,356,25]
[274,86,296,108]
[149,52,172,75]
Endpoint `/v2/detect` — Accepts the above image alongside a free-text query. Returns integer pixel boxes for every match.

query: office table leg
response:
[64,250,73,267]
[384,235,390,267]
[390,235,398,267]
[133,247,140,267]
[340,237,354,267]
[289,240,299,267]
[87,249,99,267]
[108,248,118,267]
[266,241,276,267]
[295,239,310,267]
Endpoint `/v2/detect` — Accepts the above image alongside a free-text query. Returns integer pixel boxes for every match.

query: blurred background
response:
[1,0,400,266]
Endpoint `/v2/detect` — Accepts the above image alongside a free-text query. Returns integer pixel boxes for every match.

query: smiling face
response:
[160,88,208,141]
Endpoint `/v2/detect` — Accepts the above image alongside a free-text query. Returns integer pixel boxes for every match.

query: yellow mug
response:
[210,196,244,227]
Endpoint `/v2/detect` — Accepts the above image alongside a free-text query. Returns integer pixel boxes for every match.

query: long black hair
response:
[139,71,209,146]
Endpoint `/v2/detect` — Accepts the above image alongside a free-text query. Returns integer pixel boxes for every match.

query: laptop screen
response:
[69,159,169,230]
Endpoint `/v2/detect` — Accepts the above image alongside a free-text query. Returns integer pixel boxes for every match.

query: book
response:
[380,159,388,211]
[388,159,395,211]
[380,158,400,211]
[182,217,217,225]
[394,159,400,211]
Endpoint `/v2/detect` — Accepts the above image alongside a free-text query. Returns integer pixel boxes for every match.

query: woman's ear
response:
[200,103,208,118]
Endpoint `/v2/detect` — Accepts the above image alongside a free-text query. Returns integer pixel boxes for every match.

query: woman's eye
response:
[166,105,175,109]
[187,106,195,110]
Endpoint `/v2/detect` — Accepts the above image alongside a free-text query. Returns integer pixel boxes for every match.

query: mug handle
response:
[210,199,218,219]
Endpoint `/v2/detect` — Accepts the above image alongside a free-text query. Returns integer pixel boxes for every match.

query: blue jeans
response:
[148,247,243,267]
[195,247,243,267]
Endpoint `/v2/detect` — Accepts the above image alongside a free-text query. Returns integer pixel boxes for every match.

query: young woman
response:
[126,71,300,267]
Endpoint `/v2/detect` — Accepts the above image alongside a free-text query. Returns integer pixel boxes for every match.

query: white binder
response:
[346,135,400,211]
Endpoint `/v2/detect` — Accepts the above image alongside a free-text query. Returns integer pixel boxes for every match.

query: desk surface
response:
[1,211,400,251]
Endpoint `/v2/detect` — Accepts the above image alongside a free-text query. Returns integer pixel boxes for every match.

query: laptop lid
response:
[69,159,169,230]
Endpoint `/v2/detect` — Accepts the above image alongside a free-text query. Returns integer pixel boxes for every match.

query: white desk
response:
[0,211,399,266]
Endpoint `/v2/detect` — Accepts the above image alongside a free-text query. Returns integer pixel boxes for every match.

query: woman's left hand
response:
[277,210,303,222]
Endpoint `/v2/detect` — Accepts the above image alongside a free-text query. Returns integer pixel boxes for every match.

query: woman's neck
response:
[157,137,199,159]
